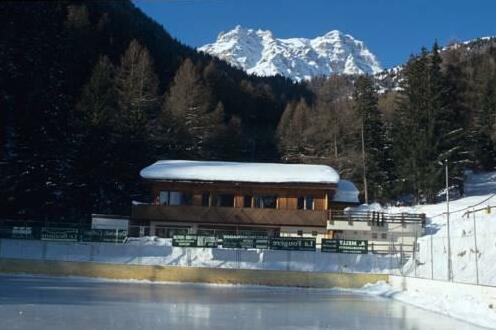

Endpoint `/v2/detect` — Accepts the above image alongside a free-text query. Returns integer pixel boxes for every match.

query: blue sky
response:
[134,0,496,68]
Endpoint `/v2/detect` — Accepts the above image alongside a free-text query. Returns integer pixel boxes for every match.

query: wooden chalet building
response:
[131,160,353,241]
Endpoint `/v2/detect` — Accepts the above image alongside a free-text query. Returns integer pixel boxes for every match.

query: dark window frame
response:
[254,195,277,209]
[243,195,253,208]
[212,193,234,207]
[201,193,210,207]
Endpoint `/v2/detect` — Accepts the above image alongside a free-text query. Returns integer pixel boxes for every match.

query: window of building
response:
[297,196,305,209]
[201,193,210,207]
[381,233,387,239]
[155,226,188,238]
[297,230,303,236]
[159,191,191,206]
[305,196,314,210]
[372,233,378,239]
[212,194,234,207]
[169,191,182,205]
[159,191,169,205]
[312,231,318,236]
[254,195,277,209]
[243,195,252,208]
[297,196,314,210]
[182,193,193,205]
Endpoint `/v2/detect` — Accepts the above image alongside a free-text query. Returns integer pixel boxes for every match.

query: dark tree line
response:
[277,39,496,204]
[0,1,304,221]
[3,1,496,223]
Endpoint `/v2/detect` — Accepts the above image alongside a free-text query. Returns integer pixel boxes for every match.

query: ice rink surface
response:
[0,274,485,330]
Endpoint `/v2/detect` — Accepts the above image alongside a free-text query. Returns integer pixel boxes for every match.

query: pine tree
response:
[276,98,311,162]
[71,55,118,214]
[423,42,446,200]
[473,76,496,169]
[392,50,431,201]
[353,75,388,202]
[437,59,471,195]
[163,58,225,159]
[392,43,469,202]
[113,40,159,210]
[75,55,116,129]
[115,39,159,137]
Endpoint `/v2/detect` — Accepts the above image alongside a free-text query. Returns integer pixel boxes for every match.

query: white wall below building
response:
[0,238,404,274]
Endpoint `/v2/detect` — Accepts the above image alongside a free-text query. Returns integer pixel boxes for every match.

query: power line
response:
[429,193,496,218]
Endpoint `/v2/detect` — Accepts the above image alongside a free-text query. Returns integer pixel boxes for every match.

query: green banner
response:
[222,235,269,249]
[321,239,368,254]
[41,228,79,241]
[270,237,316,251]
[11,227,33,239]
[196,235,218,248]
[172,235,218,248]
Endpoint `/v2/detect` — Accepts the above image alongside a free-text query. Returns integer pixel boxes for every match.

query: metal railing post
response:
[430,233,434,280]
[473,211,480,285]
[413,235,417,277]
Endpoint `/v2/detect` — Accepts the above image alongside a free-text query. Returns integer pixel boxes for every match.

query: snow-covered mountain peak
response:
[199,26,382,81]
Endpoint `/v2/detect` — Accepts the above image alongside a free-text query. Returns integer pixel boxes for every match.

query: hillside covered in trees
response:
[1,1,496,221]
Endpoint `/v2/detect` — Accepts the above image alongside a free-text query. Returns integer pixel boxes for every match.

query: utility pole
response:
[445,159,453,281]
[361,119,368,204]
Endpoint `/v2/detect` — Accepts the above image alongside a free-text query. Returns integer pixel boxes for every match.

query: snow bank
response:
[358,277,496,329]
[125,236,172,246]
[140,160,340,184]
[344,202,383,213]
[0,238,401,274]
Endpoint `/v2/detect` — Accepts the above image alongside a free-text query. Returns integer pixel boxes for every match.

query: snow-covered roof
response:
[140,160,339,184]
[333,179,360,203]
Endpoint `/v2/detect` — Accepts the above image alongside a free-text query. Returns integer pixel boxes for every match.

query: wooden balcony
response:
[132,204,327,227]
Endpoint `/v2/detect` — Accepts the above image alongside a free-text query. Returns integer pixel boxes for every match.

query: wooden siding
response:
[132,204,328,227]
[277,197,288,209]
[192,193,203,206]
[150,181,335,198]
[314,197,325,210]
[234,194,244,208]
[286,197,298,209]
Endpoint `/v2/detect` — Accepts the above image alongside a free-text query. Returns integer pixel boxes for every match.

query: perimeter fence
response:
[0,219,127,243]
[403,198,496,287]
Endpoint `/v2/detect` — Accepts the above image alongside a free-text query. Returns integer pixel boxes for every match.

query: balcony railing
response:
[132,204,327,227]
[329,210,426,226]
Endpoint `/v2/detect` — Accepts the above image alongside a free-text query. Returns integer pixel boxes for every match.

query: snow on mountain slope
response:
[198,25,382,81]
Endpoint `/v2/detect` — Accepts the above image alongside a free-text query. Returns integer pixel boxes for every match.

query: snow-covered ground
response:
[349,170,496,328]
[383,170,496,286]
[359,279,496,329]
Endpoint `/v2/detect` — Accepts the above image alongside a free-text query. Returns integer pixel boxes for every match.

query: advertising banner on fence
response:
[11,227,33,239]
[270,237,316,251]
[82,229,127,243]
[222,235,269,249]
[321,239,368,254]
[41,228,79,242]
[172,235,218,248]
